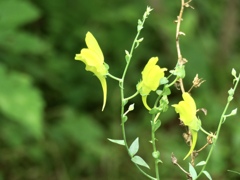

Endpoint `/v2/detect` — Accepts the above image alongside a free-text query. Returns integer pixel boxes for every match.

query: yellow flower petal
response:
[182,92,196,114]
[142,96,151,110]
[183,129,198,160]
[75,32,108,111]
[144,66,162,90]
[76,48,102,67]
[142,57,158,80]
[172,93,202,160]
[96,74,107,111]
[137,81,151,96]
[172,93,196,126]
[137,57,167,110]
[85,32,104,64]
[142,58,167,91]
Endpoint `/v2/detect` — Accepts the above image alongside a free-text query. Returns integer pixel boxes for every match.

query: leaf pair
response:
[108,137,150,169]
[189,161,212,180]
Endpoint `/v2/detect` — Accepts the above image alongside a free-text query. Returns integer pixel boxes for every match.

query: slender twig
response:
[166,76,179,88]
[200,127,216,138]
[176,0,185,61]
[171,153,190,176]
[124,91,139,101]
[151,112,161,179]
[107,73,122,82]
[195,142,209,153]
[119,7,156,180]
[151,132,160,179]
[175,0,186,93]
[196,73,240,179]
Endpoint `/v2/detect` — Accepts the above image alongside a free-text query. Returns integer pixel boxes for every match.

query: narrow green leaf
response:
[129,137,139,157]
[203,171,212,180]
[231,68,236,77]
[135,38,144,49]
[137,37,144,42]
[131,156,150,169]
[189,163,197,180]
[107,138,125,146]
[228,170,240,175]
[125,50,130,56]
[196,161,206,166]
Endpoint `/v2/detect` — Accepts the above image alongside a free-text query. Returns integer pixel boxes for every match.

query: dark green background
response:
[0,0,240,179]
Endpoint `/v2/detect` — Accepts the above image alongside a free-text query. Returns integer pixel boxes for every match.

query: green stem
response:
[135,165,157,180]
[125,91,139,101]
[120,80,156,180]
[120,7,151,146]
[196,73,240,179]
[166,76,179,88]
[107,73,122,82]
[151,113,161,180]
[119,7,155,180]
[200,127,216,138]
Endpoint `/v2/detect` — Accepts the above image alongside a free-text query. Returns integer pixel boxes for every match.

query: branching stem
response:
[175,0,186,93]
[119,7,157,180]
[196,73,240,179]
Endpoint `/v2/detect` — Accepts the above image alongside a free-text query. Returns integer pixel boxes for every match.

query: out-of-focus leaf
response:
[129,137,139,157]
[0,31,49,54]
[203,171,212,180]
[0,0,40,29]
[107,138,125,146]
[0,1,46,55]
[227,170,240,175]
[54,108,106,155]
[0,64,44,138]
[189,163,197,180]
[131,156,150,169]
[181,11,198,37]
[196,161,206,166]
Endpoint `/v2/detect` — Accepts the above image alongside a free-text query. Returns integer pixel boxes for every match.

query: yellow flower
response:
[75,32,108,111]
[172,92,201,160]
[137,57,167,110]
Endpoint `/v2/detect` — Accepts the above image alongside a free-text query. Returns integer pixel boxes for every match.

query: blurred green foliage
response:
[0,0,239,179]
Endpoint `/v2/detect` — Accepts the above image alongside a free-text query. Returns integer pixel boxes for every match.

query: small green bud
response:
[152,151,160,159]
[231,68,236,78]
[128,103,135,111]
[229,108,237,116]
[122,115,128,123]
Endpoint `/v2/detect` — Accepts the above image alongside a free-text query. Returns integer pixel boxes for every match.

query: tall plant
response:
[74,1,240,179]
